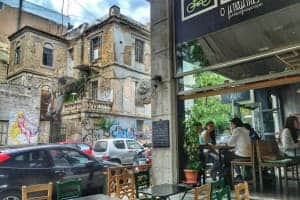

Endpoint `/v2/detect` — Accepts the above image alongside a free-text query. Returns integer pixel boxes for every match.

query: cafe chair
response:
[22,182,53,200]
[115,172,136,200]
[56,178,82,200]
[234,181,250,200]
[134,164,152,199]
[194,183,211,200]
[256,140,299,192]
[231,142,256,190]
[210,179,231,200]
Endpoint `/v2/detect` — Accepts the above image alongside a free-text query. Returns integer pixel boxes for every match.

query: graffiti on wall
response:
[8,111,39,145]
[109,121,136,139]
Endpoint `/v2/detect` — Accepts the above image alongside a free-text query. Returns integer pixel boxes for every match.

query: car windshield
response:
[126,140,142,149]
[94,141,107,152]
[78,144,90,150]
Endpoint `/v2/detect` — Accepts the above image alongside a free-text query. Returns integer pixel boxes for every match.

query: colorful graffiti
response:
[109,121,136,139]
[8,111,39,145]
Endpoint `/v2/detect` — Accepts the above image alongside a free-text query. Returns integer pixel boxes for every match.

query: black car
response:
[0,144,117,200]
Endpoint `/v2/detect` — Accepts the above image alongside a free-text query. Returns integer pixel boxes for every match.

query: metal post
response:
[17,0,23,30]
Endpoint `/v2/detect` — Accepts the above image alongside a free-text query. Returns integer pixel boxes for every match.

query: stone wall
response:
[8,31,68,78]
[0,83,42,145]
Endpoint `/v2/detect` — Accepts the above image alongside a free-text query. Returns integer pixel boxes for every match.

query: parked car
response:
[58,142,93,157]
[93,138,144,165]
[0,144,118,200]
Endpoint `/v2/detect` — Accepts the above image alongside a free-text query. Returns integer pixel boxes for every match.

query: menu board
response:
[152,120,170,148]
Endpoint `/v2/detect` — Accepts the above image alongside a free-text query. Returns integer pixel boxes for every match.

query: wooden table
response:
[71,194,119,200]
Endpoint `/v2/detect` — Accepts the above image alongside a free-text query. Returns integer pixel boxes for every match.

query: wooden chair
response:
[234,181,250,200]
[231,142,256,190]
[56,179,82,200]
[115,173,136,200]
[256,140,299,192]
[22,182,53,200]
[134,164,151,199]
[194,183,211,200]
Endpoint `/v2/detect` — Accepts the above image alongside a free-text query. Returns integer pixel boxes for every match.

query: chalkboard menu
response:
[152,120,170,148]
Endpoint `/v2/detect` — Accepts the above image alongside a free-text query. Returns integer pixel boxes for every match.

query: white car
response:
[93,138,144,165]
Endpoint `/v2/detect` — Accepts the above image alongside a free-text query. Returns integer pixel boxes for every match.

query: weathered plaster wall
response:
[0,83,41,144]
[150,0,179,184]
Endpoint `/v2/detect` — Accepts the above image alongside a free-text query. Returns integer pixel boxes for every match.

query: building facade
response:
[3,6,151,145]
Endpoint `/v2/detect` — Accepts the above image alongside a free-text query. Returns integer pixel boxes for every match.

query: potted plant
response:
[183,114,202,184]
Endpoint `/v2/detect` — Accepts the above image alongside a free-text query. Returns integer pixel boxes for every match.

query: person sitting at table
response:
[199,121,219,180]
[243,123,260,141]
[196,122,203,142]
[227,117,251,180]
[279,115,300,157]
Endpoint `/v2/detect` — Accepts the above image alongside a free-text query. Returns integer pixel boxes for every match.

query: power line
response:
[72,0,99,20]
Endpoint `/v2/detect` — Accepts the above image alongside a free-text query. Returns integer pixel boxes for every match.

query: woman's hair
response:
[230,117,244,128]
[284,116,299,143]
[205,121,216,144]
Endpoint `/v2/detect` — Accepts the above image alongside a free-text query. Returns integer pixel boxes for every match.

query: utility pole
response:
[17,0,23,30]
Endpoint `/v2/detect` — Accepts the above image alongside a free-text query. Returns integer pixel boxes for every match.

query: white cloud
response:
[26,0,149,26]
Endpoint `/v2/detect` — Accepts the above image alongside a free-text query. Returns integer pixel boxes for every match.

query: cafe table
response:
[138,183,193,200]
[71,194,119,200]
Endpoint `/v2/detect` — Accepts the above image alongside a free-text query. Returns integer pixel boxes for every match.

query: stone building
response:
[3,6,151,145]
[0,0,69,82]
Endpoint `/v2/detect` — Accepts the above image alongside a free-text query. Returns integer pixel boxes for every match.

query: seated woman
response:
[226,118,251,180]
[280,116,300,157]
[199,121,219,180]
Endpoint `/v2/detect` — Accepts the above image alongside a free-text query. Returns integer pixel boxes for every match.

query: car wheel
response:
[0,191,21,200]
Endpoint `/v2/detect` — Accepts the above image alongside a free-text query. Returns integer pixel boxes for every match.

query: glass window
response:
[0,120,8,145]
[14,46,20,64]
[90,36,101,61]
[3,153,28,168]
[126,140,142,149]
[78,144,90,151]
[42,44,53,66]
[50,149,90,168]
[94,141,107,152]
[135,39,144,63]
[113,140,125,149]
[28,151,49,168]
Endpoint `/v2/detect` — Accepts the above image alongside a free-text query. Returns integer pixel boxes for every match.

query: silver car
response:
[93,138,143,165]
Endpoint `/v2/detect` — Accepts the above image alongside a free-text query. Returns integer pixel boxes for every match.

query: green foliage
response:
[183,114,202,171]
[94,118,113,133]
[64,78,85,103]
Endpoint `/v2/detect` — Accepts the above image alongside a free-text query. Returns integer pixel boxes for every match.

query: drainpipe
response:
[17,0,23,30]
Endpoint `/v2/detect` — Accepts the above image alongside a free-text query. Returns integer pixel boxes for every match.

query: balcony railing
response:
[62,98,112,115]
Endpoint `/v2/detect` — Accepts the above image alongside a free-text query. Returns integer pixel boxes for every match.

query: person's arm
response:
[203,131,209,144]
[228,128,239,146]
[282,129,300,150]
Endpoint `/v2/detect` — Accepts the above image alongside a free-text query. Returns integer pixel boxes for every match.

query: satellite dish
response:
[136,80,153,105]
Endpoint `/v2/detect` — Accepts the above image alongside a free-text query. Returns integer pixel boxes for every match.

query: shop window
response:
[91,80,98,100]
[42,43,53,67]
[90,36,102,61]
[135,39,144,63]
[14,45,20,64]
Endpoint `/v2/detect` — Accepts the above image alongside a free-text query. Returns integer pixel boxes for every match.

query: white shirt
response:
[280,128,300,157]
[228,127,251,157]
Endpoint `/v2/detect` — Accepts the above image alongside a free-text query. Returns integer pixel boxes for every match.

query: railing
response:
[62,98,112,115]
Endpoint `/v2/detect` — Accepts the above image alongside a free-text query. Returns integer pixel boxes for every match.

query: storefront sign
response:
[175,0,300,44]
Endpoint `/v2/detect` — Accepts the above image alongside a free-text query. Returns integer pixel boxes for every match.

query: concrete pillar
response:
[150,0,179,184]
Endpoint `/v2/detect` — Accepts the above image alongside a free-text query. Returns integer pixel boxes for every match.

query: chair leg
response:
[231,163,235,185]
[258,166,263,192]
[284,166,288,194]
[296,164,299,187]
[252,165,256,191]
[278,167,282,191]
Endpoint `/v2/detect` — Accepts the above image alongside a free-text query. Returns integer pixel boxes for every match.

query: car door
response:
[3,150,53,189]
[48,148,100,192]
[111,140,128,164]
[125,140,143,164]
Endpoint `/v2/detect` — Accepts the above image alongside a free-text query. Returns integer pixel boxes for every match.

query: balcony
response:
[62,98,112,115]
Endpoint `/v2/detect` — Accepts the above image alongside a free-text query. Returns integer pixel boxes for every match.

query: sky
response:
[26,0,150,26]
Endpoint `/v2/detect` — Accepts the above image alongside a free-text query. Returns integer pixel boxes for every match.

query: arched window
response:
[43,43,53,66]
[14,41,21,64]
